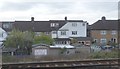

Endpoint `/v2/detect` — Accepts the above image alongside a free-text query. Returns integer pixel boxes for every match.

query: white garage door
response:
[35,49,47,55]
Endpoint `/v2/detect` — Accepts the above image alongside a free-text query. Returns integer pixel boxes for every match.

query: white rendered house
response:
[52,20,87,38]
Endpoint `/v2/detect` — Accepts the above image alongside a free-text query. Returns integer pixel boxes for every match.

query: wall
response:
[32,46,91,57]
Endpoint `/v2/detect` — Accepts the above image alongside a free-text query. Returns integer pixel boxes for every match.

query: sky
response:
[0,0,119,24]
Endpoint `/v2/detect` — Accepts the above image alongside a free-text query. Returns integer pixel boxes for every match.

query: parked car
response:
[101,45,114,50]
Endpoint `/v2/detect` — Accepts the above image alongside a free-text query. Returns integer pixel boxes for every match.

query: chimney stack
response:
[31,17,34,21]
[101,16,106,21]
[65,16,67,21]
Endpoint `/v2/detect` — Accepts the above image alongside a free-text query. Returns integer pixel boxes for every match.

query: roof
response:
[14,20,66,32]
[32,43,49,47]
[49,20,83,22]
[2,48,17,52]
[50,45,75,49]
[54,38,71,41]
[91,20,118,30]
[2,17,85,32]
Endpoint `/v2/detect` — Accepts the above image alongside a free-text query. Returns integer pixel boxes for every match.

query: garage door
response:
[34,49,47,55]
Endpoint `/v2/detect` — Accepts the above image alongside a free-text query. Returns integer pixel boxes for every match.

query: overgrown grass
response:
[89,50,118,59]
[2,50,119,63]
[2,54,90,63]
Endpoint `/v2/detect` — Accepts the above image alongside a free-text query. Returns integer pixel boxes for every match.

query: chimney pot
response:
[31,17,34,21]
[102,16,106,21]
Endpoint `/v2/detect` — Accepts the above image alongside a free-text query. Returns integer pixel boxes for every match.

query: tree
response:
[33,33,54,45]
[3,29,34,55]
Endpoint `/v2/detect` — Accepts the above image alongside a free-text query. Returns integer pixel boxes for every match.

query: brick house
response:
[90,16,118,46]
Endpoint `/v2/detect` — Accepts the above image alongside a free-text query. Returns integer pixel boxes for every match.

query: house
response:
[13,17,88,45]
[0,27,7,47]
[90,16,118,46]
[0,21,14,34]
[13,17,66,36]
[51,17,87,38]
[71,37,92,46]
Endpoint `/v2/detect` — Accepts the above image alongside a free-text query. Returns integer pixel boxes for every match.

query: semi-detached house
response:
[1,17,90,46]
[90,16,119,46]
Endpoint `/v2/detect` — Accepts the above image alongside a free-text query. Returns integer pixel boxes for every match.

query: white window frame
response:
[100,30,106,35]
[3,23,9,28]
[52,31,57,34]
[82,23,85,26]
[50,23,55,27]
[35,32,40,36]
[72,23,77,27]
[61,31,66,35]
[111,31,117,35]
[50,23,59,27]
[100,38,107,44]
[72,31,77,35]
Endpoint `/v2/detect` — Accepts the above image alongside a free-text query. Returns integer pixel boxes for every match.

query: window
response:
[52,31,57,34]
[50,23,55,27]
[50,23,59,27]
[35,32,40,36]
[82,23,85,26]
[61,31,66,35]
[94,39,98,43]
[72,31,77,35]
[111,38,117,43]
[3,24,9,28]
[2,23,12,29]
[100,38,107,44]
[100,30,106,35]
[45,32,50,35]
[0,31,3,37]
[72,23,77,27]
[111,31,117,35]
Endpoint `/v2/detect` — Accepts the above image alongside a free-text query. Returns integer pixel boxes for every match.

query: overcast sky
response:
[0,0,119,24]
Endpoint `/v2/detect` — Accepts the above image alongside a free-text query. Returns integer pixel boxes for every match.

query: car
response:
[101,45,114,50]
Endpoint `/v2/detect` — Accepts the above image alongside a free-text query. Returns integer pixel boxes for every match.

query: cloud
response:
[0,2,39,11]
[0,0,118,24]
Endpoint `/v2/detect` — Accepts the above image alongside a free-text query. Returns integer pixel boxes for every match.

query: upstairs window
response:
[111,31,117,35]
[2,23,12,29]
[3,24,9,28]
[72,23,77,27]
[100,30,106,35]
[50,23,59,27]
[82,23,85,26]
[72,31,77,35]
